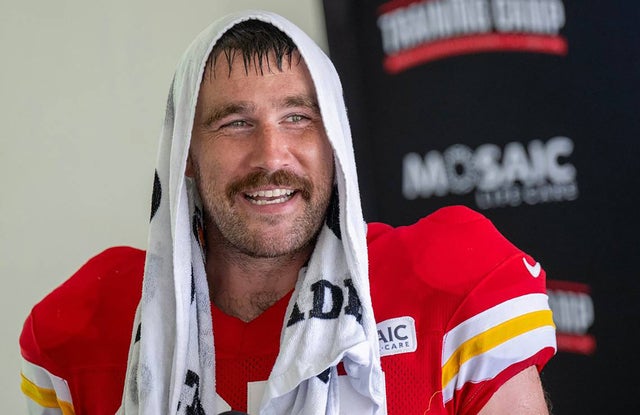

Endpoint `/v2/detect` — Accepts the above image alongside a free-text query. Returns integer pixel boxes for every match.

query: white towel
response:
[119,10,386,415]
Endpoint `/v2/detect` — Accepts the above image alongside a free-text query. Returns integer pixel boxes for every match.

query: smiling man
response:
[20,11,557,415]
[187,46,334,322]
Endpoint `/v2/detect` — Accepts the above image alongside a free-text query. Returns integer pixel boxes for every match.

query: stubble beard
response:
[196,169,332,258]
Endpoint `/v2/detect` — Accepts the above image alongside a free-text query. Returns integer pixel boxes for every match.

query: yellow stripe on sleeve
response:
[442,309,555,387]
[20,373,76,415]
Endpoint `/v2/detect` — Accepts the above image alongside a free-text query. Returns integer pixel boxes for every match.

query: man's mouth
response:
[244,188,296,205]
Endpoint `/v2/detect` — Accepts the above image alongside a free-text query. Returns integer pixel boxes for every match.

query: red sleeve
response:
[20,246,145,415]
[417,207,556,415]
[367,206,556,415]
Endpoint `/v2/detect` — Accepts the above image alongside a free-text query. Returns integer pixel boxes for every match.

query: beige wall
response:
[0,1,327,412]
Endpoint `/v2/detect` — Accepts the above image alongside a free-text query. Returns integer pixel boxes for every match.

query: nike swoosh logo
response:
[523,257,541,278]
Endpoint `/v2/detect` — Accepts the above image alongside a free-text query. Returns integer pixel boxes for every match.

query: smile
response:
[244,188,295,205]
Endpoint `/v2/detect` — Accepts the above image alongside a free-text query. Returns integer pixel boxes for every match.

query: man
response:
[20,10,556,415]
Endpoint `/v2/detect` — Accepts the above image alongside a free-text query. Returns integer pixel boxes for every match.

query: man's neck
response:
[205,238,312,322]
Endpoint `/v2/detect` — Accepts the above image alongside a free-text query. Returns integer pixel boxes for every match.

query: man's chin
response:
[233,229,317,259]
[209,213,322,259]
[238,239,311,259]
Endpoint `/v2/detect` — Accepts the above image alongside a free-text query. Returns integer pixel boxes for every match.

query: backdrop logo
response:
[402,136,579,209]
[547,280,596,355]
[377,0,568,73]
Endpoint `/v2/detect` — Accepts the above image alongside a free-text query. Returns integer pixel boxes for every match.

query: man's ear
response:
[185,152,195,178]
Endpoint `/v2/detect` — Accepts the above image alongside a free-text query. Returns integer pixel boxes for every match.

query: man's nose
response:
[249,125,293,171]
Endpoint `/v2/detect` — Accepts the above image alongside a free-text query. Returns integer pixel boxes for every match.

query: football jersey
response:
[20,206,556,414]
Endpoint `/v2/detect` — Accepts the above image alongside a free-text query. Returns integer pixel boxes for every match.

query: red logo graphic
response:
[547,280,596,355]
[378,0,568,73]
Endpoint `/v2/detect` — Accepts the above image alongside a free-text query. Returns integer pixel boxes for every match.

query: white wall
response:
[0,1,327,412]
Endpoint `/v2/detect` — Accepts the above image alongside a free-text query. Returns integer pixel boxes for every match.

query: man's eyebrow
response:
[202,102,255,126]
[279,94,320,113]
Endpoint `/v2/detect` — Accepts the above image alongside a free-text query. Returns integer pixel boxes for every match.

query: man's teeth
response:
[247,189,294,198]
[245,188,295,205]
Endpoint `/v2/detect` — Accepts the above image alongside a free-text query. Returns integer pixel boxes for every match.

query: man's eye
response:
[225,120,248,128]
[286,114,308,123]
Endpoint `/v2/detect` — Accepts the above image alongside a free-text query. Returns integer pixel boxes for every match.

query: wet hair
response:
[205,19,299,78]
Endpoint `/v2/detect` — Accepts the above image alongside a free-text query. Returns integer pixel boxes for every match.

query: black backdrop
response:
[322,1,640,413]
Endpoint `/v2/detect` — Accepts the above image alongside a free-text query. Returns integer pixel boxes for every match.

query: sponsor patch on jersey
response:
[377,316,417,357]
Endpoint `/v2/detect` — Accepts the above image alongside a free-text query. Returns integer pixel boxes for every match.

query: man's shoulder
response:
[366,205,509,251]
[31,246,146,314]
[367,205,522,289]
[20,246,145,371]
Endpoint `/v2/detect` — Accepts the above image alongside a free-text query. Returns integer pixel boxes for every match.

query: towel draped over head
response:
[118,10,386,415]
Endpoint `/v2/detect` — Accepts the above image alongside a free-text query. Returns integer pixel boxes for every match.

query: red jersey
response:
[20,206,556,414]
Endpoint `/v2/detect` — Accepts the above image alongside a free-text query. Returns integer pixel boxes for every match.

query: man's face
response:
[188,50,334,258]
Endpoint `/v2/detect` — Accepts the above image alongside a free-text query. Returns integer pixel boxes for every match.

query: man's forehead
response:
[196,49,319,113]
